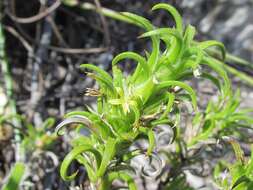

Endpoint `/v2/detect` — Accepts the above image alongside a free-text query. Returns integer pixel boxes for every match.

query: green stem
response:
[79,2,137,25]
[208,48,253,69]
[223,63,253,86]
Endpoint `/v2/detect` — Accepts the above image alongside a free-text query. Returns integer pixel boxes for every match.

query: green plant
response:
[66,1,253,87]
[0,115,57,152]
[1,162,26,190]
[0,115,59,189]
[188,89,253,146]
[56,3,252,189]
[214,137,253,190]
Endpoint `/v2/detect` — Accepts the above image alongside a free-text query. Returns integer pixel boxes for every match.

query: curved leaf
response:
[80,64,113,84]
[157,81,197,110]
[55,115,97,136]
[41,117,55,131]
[152,3,183,33]
[97,138,118,177]
[112,51,149,75]
[86,72,115,94]
[183,25,196,47]
[121,12,160,70]
[202,57,231,96]
[139,127,155,155]
[198,40,226,61]
[140,28,182,42]
[160,93,175,119]
[106,171,137,190]
[129,101,140,126]
[60,145,102,181]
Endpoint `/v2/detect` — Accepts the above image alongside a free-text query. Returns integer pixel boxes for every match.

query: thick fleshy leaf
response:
[129,101,141,126]
[157,81,197,110]
[97,138,118,177]
[112,66,124,90]
[201,72,221,91]
[232,175,251,190]
[80,64,113,84]
[112,51,149,76]
[101,171,137,190]
[160,93,175,119]
[140,28,182,42]
[152,3,183,33]
[65,111,117,138]
[60,145,102,181]
[55,115,96,136]
[76,155,98,182]
[184,47,204,68]
[140,28,182,70]
[41,117,55,131]
[133,78,155,104]
[139,127,155,155]
[86,72,115,94]
[183,25,196,47]
[198,40,226,61]
[2,162,26,190]
[147,129,155,155]
[143,93,170,115]
[121,12,160,69]
[202,57,231,96]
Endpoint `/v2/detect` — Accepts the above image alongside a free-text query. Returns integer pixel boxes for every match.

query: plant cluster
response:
[0,115,59,190]
[0,115,57,152]
[214,137,253,190]
[1,2,252,190]
[56,3,253,190]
